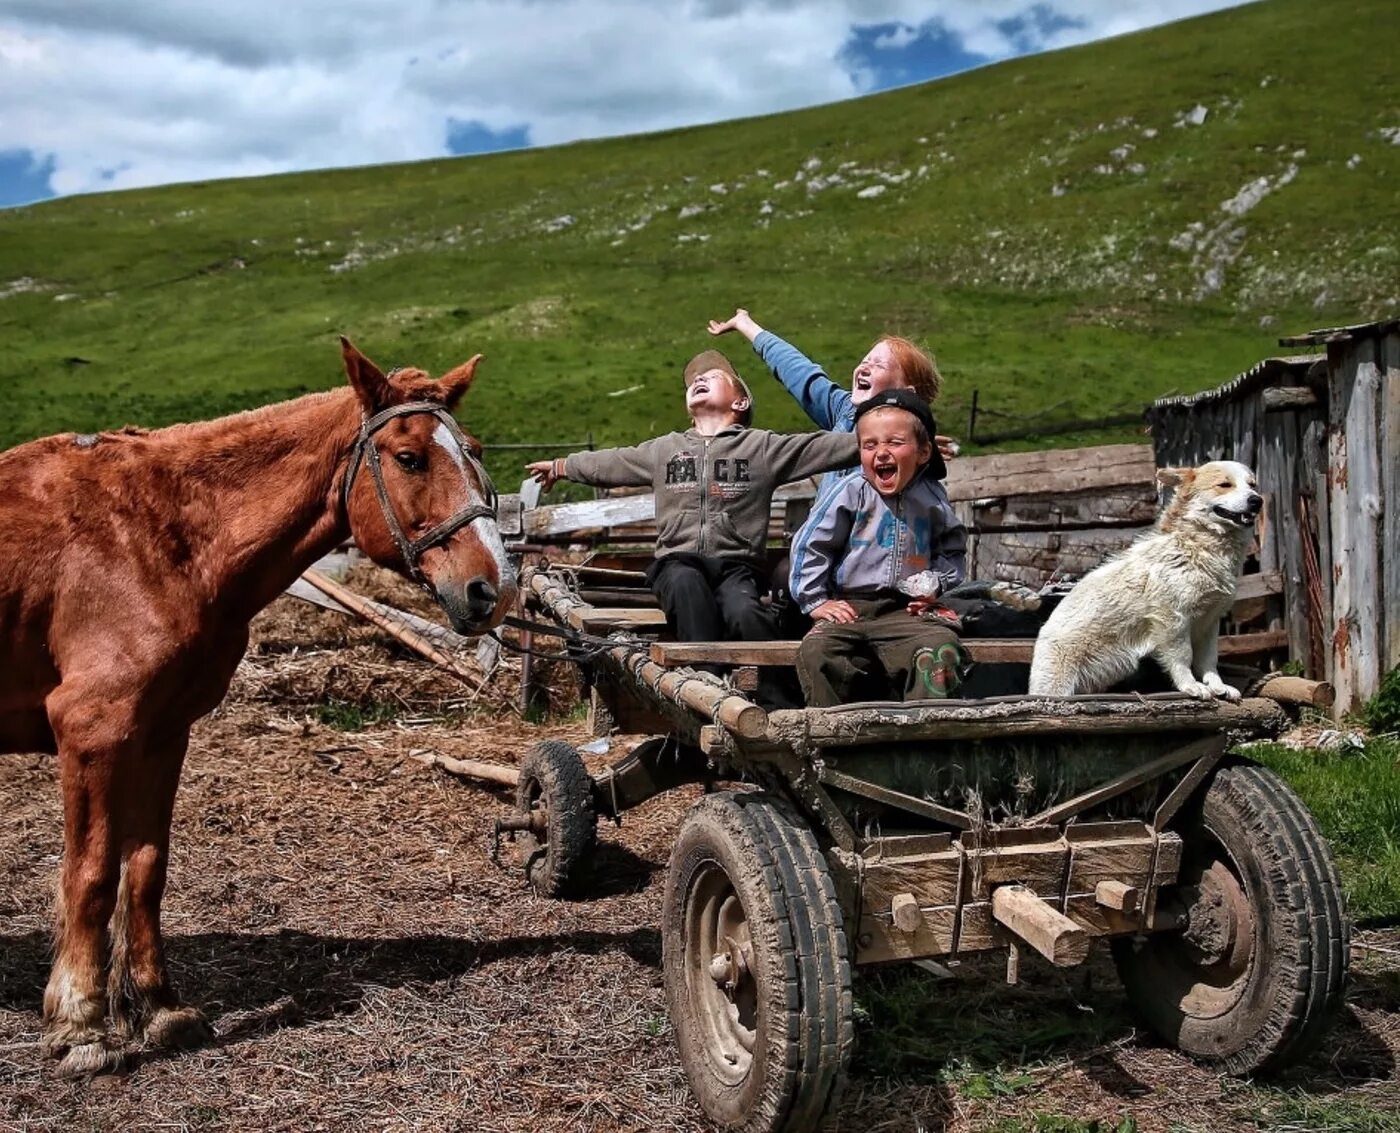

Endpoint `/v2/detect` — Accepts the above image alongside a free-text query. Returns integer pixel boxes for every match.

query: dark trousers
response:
[797,597,965,707]
[646,554,778,643]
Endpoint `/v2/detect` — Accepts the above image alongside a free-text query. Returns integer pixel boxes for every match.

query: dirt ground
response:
[2,586,1397,1133]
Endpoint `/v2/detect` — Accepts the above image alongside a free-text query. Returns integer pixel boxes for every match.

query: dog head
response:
[1156,460,1263,533]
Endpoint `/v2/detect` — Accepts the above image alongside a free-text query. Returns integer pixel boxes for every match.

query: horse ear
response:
[438,354,482,409]
[340,336,392,412]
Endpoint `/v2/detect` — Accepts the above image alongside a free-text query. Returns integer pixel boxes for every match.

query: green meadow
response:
[1,0,1395,486]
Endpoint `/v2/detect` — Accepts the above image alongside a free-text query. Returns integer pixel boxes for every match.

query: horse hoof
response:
[144,1006,213,1051]
[56,1040,125,1079]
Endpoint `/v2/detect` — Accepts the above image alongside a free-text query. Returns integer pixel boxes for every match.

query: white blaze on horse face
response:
[431,422,512,588]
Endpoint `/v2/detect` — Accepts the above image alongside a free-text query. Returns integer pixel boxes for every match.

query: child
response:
[706,307,955,456]
[789,388,968,706]
[527,350,856,645]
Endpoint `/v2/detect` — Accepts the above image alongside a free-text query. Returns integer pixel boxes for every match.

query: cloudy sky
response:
[0,0,1247,208]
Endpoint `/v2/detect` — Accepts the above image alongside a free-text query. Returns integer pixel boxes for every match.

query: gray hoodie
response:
[564,425,857,563]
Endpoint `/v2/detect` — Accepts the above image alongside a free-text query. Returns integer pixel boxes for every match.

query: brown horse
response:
[0,337,515,1076]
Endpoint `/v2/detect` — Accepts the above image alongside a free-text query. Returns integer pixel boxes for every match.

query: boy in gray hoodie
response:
[528,351,855,644]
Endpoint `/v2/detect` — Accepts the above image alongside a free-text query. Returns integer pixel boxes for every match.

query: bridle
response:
[344,399,499,587]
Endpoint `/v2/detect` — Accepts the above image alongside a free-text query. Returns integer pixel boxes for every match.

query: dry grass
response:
[1,584,1396,1132]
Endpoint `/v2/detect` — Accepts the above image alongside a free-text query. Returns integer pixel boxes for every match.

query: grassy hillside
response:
[0,0,1396,482]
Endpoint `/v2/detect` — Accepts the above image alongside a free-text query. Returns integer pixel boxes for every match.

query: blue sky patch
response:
[842,20,988,93]
[447,119,531,157]
[0,149,56,209]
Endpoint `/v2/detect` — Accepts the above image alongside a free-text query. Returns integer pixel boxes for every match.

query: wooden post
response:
[1382,331,1400,676]
[991,885,1089,967]
[1095,880,1140,915]
[891,893,922,933]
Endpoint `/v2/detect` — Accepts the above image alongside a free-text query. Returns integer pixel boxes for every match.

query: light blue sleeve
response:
[753,331,854,432]
[789,473,860,613]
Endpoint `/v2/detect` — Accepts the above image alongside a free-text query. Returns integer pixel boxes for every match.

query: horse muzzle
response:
[438,575,513,635]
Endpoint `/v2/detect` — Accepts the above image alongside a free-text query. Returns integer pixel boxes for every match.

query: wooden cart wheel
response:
[1113,761,1349,1074]
[514,740,596,897]
[663,792,852,1133]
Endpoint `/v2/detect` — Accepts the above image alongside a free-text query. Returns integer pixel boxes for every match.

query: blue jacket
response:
[753,331,856,433]
[789,467,967,614]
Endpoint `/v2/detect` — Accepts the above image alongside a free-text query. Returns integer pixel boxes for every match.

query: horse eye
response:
[395,451,426,473]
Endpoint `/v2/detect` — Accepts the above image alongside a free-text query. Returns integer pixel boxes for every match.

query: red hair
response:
[878,335,942,403]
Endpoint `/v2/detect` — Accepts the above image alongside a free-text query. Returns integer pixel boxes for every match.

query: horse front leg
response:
[43,693,129,1076]
[111,727,213,1052]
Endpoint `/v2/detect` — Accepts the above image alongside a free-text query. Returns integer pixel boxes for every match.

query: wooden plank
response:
[1328,338,1385,713]
[575,607,668,633]
[1384,331,1400,674]
[817,767,973,829]
[1278,414,1310,664]
[524,493,656,537]
[649,638,1041,668]
[944,444,1156,503]
[1302,411,1333,682]
[1263,386,1320,411]
[970,486,1157,532]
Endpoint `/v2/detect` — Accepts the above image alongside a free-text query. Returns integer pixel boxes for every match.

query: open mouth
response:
[873,460,900,489]
[689,380,710,396]
[1212,504,1256,526]
[854,375,872,393]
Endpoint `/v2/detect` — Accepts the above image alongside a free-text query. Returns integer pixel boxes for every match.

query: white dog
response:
[1029,460,1262,700]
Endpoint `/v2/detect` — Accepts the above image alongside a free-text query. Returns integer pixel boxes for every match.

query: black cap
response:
[853,388,946,479]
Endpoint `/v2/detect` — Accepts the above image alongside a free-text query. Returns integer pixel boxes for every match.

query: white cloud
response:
[0,1,1247,199]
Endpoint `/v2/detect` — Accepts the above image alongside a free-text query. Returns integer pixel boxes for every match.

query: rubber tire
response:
[662,791,853,1133]
[1113,760,1349,1074]
[515,740,596,897]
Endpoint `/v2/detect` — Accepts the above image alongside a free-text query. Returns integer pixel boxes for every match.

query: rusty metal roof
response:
[1148,353,1323,412]
[1279,316,1400,346]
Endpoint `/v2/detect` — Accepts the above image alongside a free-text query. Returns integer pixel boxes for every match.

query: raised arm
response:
[709,309,850,431]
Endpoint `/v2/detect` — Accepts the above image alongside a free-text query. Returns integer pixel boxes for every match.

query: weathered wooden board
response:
[1384,333,1400,674]
[1328,338,1385,714]
[970,486,1157,532]
[944,444,1155,503]
[971,527,1143,585]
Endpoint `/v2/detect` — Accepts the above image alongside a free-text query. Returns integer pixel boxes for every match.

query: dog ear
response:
[1156,467,1194,491]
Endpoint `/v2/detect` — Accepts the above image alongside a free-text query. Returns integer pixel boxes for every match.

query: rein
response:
[344,400,499,587]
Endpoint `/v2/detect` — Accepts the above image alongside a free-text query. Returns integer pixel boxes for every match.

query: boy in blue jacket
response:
[789,389,968,706]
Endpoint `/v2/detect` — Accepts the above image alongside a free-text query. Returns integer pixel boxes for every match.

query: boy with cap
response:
[527,351,855,646]
[789,388,968,706]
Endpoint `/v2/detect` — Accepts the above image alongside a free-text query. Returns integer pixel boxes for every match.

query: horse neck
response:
[176,389,359,614]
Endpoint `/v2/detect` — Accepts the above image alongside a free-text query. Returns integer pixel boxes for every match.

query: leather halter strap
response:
[344,400,499,586]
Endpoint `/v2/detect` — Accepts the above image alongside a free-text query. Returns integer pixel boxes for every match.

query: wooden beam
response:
[1095,880,1140,914]
[944,444,1155,503]
[768,698,1286,747]
[817,766,973,830]
[649,638,1040,667]
[1262,386,1320,411]
[1028,735,1225,826]
[991,885,1090,966]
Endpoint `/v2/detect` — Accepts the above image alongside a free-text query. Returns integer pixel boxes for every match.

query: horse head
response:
[339,336,516,634]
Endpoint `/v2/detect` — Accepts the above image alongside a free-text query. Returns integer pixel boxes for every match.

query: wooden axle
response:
[991,885,1090,967]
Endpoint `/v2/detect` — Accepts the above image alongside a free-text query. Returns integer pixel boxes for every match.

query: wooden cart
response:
[504,562,1348,1133]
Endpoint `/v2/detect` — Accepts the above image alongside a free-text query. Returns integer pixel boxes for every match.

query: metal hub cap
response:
[686,865,757,1084]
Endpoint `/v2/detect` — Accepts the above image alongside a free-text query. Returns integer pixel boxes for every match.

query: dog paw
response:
[1179,680,1214,700]
[1206,680,1242,702]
